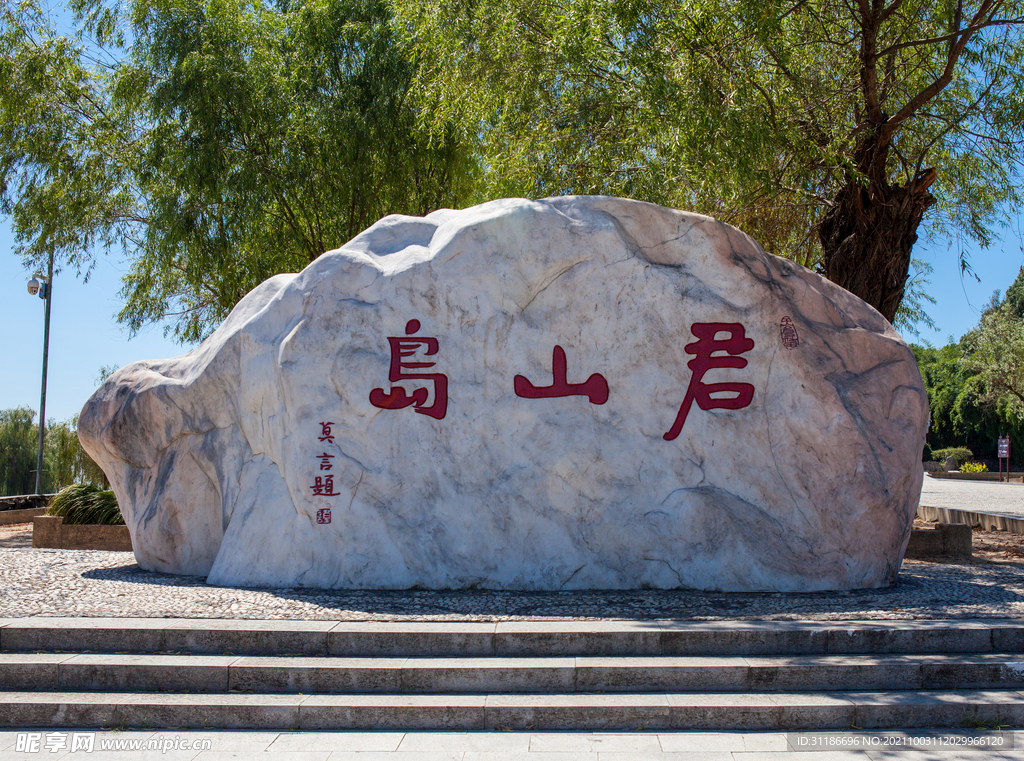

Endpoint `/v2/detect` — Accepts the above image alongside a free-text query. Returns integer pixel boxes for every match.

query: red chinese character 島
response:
[514,345,609,405]
[663,323,755,441]
[369,319,449,420]
[310,475,340,496]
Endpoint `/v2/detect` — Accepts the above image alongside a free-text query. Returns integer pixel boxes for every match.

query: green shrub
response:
[47,484,124,525]
[932,447,974,467]
[922,443,933,462]
[961,461,988,473]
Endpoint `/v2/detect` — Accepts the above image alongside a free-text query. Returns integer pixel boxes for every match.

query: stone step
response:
[3,618,1023,657]
[2,689,1021,730]
[4,652,1024,694]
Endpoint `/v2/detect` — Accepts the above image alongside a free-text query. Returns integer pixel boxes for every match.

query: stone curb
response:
[2,689,1022,730]
[3,618,1023,657]
[31,516,132,551]
[0,508,45,526]
[918,504,1024,534]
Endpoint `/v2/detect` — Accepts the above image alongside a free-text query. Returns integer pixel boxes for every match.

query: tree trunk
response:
[818,138,937,324]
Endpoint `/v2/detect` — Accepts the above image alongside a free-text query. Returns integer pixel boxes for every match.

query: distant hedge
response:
[932,447,974,467]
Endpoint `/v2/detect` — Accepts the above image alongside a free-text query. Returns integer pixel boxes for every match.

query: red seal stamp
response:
[316,508,331,525]
[780,316,799,349]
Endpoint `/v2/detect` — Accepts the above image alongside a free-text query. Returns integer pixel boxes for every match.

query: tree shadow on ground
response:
[79,561,1024,620]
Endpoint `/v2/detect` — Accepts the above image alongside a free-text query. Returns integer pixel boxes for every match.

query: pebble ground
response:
[3,522,1024,621]
[3,474,1023,622]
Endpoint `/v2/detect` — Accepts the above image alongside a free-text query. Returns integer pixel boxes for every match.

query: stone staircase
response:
[1,618,1023,730]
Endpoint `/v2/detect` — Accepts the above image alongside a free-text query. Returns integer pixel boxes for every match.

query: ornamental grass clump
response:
[47,483,124,525]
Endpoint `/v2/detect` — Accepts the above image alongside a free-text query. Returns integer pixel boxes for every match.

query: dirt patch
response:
[915,519,1024,564]
[0,523,32,549]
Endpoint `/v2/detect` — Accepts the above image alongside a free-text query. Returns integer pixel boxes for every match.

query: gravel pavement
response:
[920,475,1024,518]
[1,525,1023,621]
[3,476,1024,621]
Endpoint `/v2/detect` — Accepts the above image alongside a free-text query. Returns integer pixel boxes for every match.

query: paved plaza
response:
[1,729,1022,759]
[920,476,1024,519]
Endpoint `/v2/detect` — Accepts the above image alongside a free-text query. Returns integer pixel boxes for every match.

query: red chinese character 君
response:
[663,323,755,441]
[310,475,340,496]
[514,345,609,405]
[316,508,331,524]
[369,320,448,420]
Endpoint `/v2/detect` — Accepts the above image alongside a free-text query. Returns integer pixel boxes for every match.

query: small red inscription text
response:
[310,475,340,496]
[780,316,799,349]
[316,508,331,524]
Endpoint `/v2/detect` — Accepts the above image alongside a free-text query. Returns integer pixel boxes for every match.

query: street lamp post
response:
[27,252,54,495]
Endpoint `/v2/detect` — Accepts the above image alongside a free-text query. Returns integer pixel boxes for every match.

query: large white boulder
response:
[79,197,928,592]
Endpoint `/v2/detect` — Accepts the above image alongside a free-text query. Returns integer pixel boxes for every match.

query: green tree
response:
[913,267,1024,464]
[0,407,40,496]
[1,0,474,341]
[0,408,110,496]
[913,341,1024,464]
[399,0,1024,323]
[46,416,110,488]
[962,300,1024,420]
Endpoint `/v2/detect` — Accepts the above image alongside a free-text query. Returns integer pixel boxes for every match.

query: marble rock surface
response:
[79,197,928,592]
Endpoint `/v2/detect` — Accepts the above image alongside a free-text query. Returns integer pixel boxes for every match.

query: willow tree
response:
[1,0,474,341]
[398,0,1024,323]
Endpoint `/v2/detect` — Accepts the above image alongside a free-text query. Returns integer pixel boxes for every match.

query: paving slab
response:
[328,622,496,657]
[161,619,336,656]
[846,688,1024,729]
[575,657,749,692]
[401,657,577,693]
[483,694,673,731]
[117,693,305,730]
[298,695,487,731]
[229,657,407,694]
[494,622,664,657]
[527,731,663,752]
[0,691,126,727]
[268,732,406,752]
[58,654,235,692]
[0,653,71,690]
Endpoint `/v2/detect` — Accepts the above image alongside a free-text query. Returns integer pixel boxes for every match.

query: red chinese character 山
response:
[369,320,449,419]
[514,345,609,405]
[664,323,755,441]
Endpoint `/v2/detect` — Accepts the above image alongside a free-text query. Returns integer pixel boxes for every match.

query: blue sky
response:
[1,215,1022,423]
